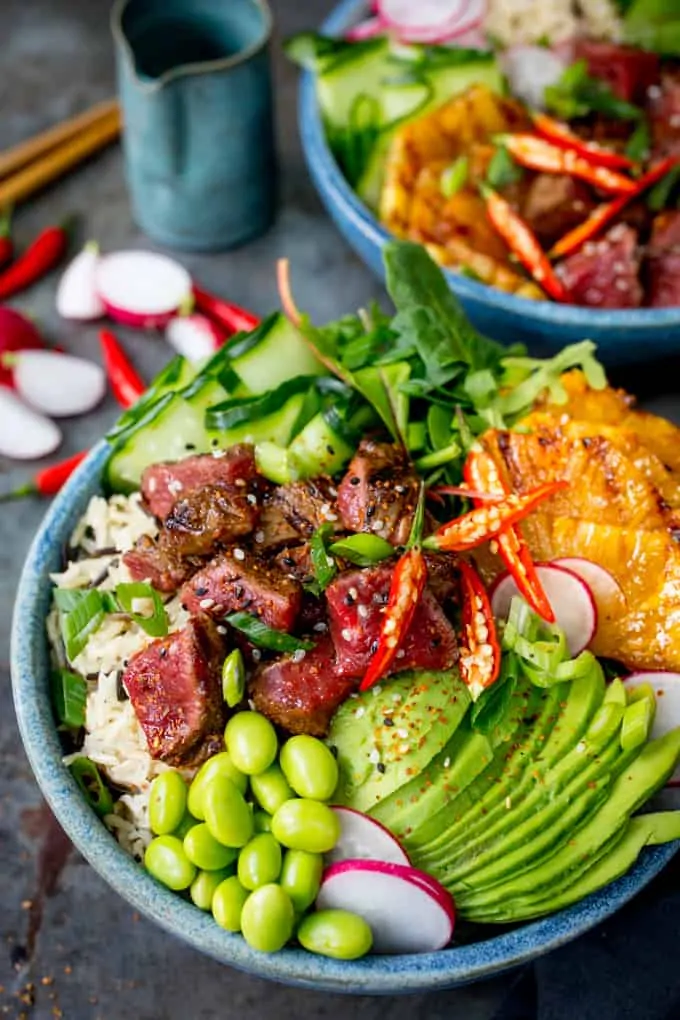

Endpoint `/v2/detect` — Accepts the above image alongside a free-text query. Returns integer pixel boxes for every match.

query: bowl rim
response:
[10,439,680,993]
[301,0,680,330]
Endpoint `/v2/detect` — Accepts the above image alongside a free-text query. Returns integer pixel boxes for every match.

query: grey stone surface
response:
[1,2,679,1018]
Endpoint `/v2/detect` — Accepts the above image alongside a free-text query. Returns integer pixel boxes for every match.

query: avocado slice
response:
[328,670,470,813]
[413,682,565,865]
[455,726,680,913]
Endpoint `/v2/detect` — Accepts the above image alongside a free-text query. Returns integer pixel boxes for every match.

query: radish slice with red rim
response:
[96,251,192,329]
[378,0,482,42]
[552,557,625,628]
[490,563,597,657]
[327,807,410,866]
[317,859,455,953]
[623,672,680,786]
[0,308,44,387]
[12,350,106,418]
[345,15,387,41]
[0,388,62,460]
[56,242,105,321]
[165,314,224,363]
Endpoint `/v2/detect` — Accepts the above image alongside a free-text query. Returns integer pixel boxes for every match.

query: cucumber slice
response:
[228,313,324,394]
[207,390,310,450]
[106,354,198,442]
[254,408,356,484]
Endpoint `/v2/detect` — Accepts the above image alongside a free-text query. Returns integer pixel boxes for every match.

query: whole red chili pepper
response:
[359,546,428,692]
[531,113,635,171]
[99,329,146,409]
[481,185,571,302]
[423,479,567,553]
[499,134,637,195]
[457,559,501,699]
[193,285,260,335]
[0,449,87,503]
[0,222,69,300]
[0,208,14,269]
[550,156,679,259]
[464,449,555,623]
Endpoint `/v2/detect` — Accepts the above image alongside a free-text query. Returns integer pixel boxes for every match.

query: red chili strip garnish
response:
[500,134,637,195]
[0,208,14,269]
[458,559,501,699]
[359,547,428,693]
[0,222,68,299]
[99,329,146,409]
[531,113,635,171]
[424,480,567,553]
[193,285,260,335]
[464,449,555,623]
[481,185,571,302]
[429,485,503,502]
[550,157,679,259]
[0,449,88,503]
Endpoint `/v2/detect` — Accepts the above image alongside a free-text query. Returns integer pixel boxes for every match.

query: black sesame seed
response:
[377,762,386,774]
[383,717,394,726]
[185,443,196,451]
[282,557,295,567]
[350,476,360,486]
[159,647,167,658]
[344,593,355,606]
[326,445,335,456]
[329,744,338,758]
[194,586,208,597]
[370,639,379,654]
[366,505,375,518]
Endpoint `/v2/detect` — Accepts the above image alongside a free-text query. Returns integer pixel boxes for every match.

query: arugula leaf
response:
[624,0,680,55]
[310,524,337,591]
[486,146,523,191]
[647,163,680,211]
[626,119,651,162]
[545,60,642,122]
[499,340,606,419]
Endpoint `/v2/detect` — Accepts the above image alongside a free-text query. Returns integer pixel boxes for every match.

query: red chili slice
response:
[458,559,501,698]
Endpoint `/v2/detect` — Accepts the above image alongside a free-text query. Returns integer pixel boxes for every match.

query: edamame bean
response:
[240,884,295,953]
[212,875,249,932]
[280,849,323,912]
[297,910,373,960]
[184,823,239,871]
[144,835,196,891]
[222,649,246,708]
[279,735,339,801]
[250,763,294,815]
[237,833,282,891]
[271,799,340,853]
[148,771,188,835]
[224,712,278,776]
[190,867,234,911]
[187,752,248,820]
[253,810,273,833]
[203,775,254,848]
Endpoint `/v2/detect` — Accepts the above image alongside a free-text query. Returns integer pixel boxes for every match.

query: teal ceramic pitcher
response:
[111,0,276,252]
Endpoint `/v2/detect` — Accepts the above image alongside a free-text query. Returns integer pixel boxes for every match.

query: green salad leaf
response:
[310,523,338,591]
[486,146,523,191]
[545,60,642,121]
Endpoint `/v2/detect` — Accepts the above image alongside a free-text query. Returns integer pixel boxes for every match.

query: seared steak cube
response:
[574,39,659,104]
[337,440,419,547]
[257,477,342,549]
[123,616,225,765]
[141,445,259,520]
[123,534,201,593]
[164,484,258,557]
[557,224,643,309]
[181,550,302,632]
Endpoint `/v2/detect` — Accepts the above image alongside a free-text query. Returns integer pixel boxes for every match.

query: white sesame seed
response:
[248,698,256,710]
[234,478,246,487]
[576,741,586,752]
[254,530,265,543]
[292,648,307,663]
[357,604,369,619]
[392,693,402,703]
[398,743,410,755]
[372,519,385,531]
[394,485,405,493]
[212,449,226,458]
[505,796,512,810]
[251,649,262,662]
[320,503,331,515]
[355,706,365,719]
[349,587,359,600]
[372,685,382,696]
[325,512,339,522]
[246,494,257,505]
[648,84,661,99]
[168,479,183,495]
[148,478,157,493]
[368,748,380,764]
[341,628,352,641]
[216,625,227,635]
[233,548,246,561]
[328,486,338,497]
[396,727,409,739]
[313,621,328,632]
[443,757,451,769]
[396,649,406,659]
[199,598,215,610]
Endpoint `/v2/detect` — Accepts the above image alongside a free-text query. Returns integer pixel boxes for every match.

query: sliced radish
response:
[0,388,62,460]
[553,558,625,628]
[346,16,387,41]
[12,350,106,418]
[0,308,44,388]
[623,673,680,786]
[379,0,483,43]
[56,242,105,321]
[502,45,568,109]
[327,807,410,866]
[165,313,224,363]
[490,563,597,657]
[95,251,192,329]
[317,859,454,954]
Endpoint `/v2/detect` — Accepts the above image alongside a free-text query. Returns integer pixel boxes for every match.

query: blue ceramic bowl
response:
[11,441,680,991]
[299,0,680,364]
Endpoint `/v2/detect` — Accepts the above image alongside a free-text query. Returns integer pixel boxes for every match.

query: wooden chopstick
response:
[0,98,120,182]
[0,107,122,208]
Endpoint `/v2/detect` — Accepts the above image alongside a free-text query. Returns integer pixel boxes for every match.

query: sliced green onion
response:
[329,534,395,567]
[115,583,169,637]
[222,649,246,708]
[440,156,469,198]
[555,650,598,682]
[620,697,654,752]
[486,145,522,191]
[69,757,114,817]
[51,668,87,728]
[416,442,461,471]
[225,612,314,653]
[55,588,108,661]
[626,681,655,707]
[310,523,337,591]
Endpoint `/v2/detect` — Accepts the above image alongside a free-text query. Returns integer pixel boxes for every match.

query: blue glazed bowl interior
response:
[11,441,679,993]
[298,0,680,363]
